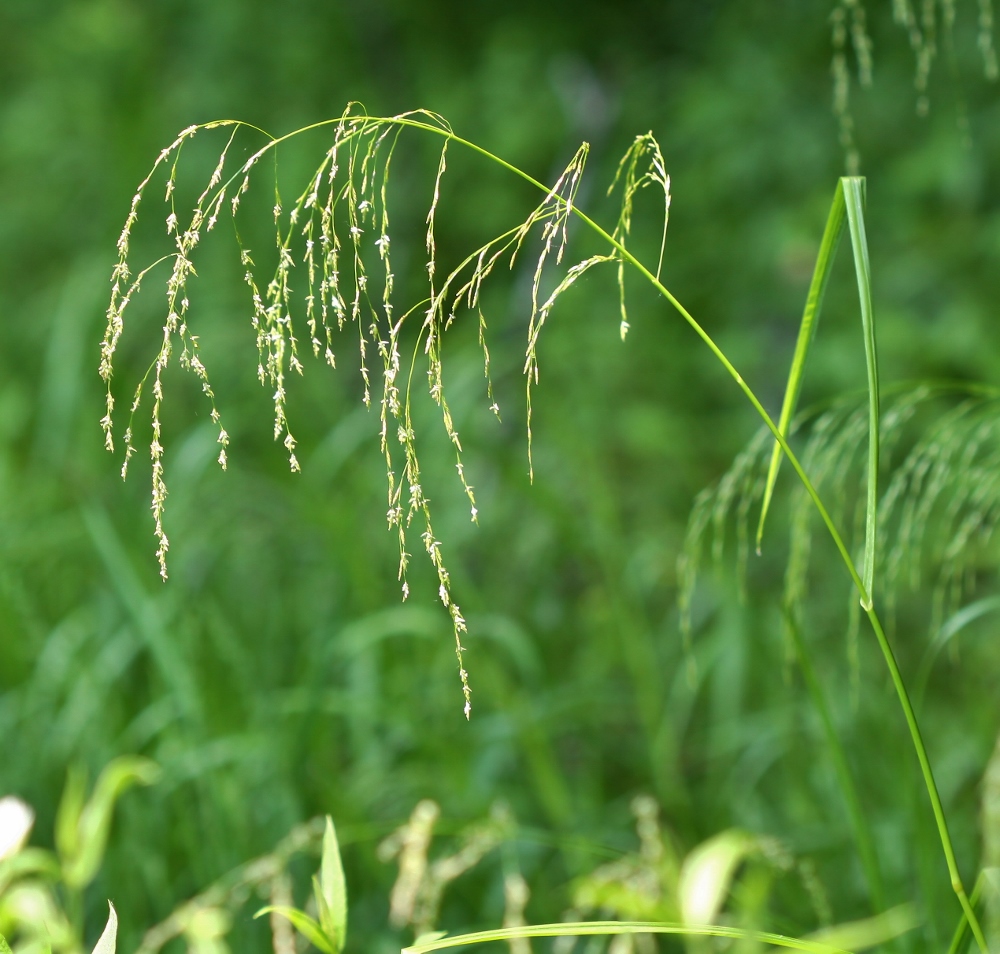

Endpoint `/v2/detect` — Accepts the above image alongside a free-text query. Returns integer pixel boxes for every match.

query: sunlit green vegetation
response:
[3,4,1000,954]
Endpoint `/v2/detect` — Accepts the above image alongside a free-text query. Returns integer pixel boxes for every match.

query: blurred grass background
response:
[2,1,1000,953]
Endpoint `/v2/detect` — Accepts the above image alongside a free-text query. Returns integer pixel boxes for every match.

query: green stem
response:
[946,869,987,954]
[864,607,987,953]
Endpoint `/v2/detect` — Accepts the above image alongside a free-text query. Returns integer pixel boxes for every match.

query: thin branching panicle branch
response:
[102,111,671,715]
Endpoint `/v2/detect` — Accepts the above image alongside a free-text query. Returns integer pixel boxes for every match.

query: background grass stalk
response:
[783,606,887,919]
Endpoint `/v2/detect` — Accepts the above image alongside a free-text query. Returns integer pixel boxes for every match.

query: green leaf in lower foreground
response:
[402,921,859,954]
[91,902,119,954]
[62,757,160,890]
[254,906,335,954]
[0,932,12,954]
[807,905,918,953]
[316,817,347,953]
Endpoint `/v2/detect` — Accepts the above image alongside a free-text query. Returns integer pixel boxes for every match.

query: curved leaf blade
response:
[255,906,335,954]
[756,181,847,551]
[402,920,855,954]
[64,757,160,890]
[842,176,878,609]
[317,816,347,953]
[91,902,119,954]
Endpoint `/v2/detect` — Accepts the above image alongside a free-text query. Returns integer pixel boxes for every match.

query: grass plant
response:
[3,4,1000,953]
[91,78,1000,952]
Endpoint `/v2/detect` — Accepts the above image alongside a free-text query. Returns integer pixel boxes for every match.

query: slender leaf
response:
[315,817,347,953]
[807,905,918,952]
[842,176,878,608]
[678,829,756,925]
[91,902,118,954]
[0,933,12,954]
[757,180,847,551]
[63,757,160,890]
[402,920,854,954]
[254,906,335,954]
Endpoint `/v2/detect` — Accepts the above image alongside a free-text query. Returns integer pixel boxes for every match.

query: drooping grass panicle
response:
[979,0,1000,77]
[676,427,771,670]
[830,2,871,175]
[102,121,247,578]
[103,111,678,716]
[880,395,1000,638]
[606,133,670,340]
[519,143,590,479]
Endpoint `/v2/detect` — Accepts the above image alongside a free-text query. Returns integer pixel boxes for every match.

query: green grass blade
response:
[756,182,847,552]
[317,817,347,953]
[402,921,856,954]
[784,607,887,918]
[807,905,918,953]
[842,177,878,609]
[254,907,335,954]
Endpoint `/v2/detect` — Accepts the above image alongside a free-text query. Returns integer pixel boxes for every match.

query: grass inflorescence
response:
[101,107,670,719]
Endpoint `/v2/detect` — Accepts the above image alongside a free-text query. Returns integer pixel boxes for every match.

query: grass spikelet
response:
[607,133,670,340]
[521,143,590,479]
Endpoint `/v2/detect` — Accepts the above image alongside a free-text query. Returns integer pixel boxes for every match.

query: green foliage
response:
[57,758,160,891]
[90,905,118,954]
[5,4,1000,954]
[0,773,134,954]
[256,817,348,954]
[99,85,994,954]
